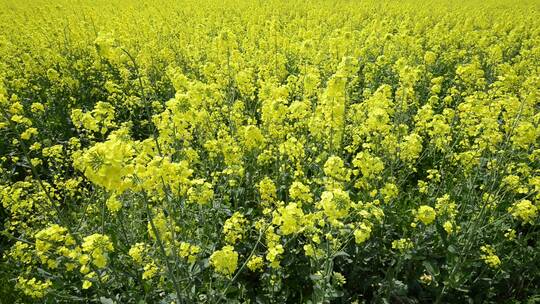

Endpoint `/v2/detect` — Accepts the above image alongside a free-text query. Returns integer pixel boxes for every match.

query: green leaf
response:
[100,297,115,304]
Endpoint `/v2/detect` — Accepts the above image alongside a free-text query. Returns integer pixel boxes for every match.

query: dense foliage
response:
[1,0,539,303]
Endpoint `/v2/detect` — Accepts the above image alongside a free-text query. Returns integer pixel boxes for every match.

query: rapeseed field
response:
[0,0,539,302]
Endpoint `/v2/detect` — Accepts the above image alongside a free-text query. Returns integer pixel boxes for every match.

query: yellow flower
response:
[354,222,372,244]
[317,189,351,224]
[511,122,537,149]
[20,127,38,140]
[142,262,159,280]
[289,181,313,203]
[504,229,516,240]
[266,244,284,268]
[419,273,433,285]
[82,280,92,290]
[392,238,413,252]
[15,277,52,298]
[81,234,114,269]
[178,242,200,264]
[29,142,42,151]
[304,244,323,258]
[480,245,501,268]
[416,205,436,225]
[258,177,277,202]
[508,200,538,224]
[187,179,214,205]
[399,133,423,163]
[31,102,45,113]
[247,256,264,272]
[128,243,147,264]
[106,194,122,213]
[323,155,350,181]
[273,203,304,235]
[353,151,384,180]
[333,272,347,286]
[241,125,265,150]
[73,129,134,192]
[210,245,238,276]
[380,182,399,202]
[418,180,428,194]
[443,221,454,234]
[223,212,248,244]
[424,51,437,65]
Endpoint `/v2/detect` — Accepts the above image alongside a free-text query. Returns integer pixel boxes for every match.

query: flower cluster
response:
[209,245,239,276]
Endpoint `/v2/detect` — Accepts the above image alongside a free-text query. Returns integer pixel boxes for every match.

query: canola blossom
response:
[0,0,539,303]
